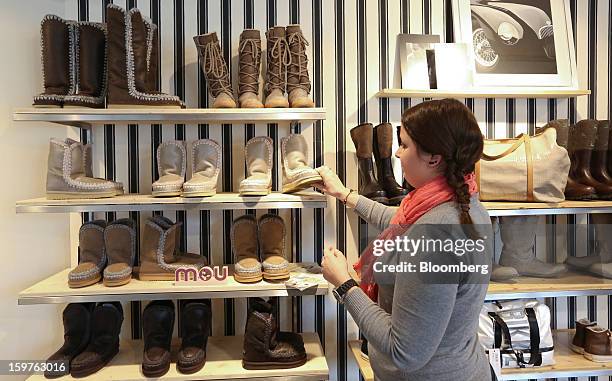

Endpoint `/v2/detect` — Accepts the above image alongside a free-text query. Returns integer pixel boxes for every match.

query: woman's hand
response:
[314,166,350,200]
[321,245,353,288]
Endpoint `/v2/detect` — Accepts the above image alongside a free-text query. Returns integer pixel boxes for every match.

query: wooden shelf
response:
[487,270,612,300]
[350,331,612,381]
[18,263,328,305]
[376,88,591,99]
[15,192,327,213]
[483,200,612,217]
[27,333,328,381]
[13,107,327,129]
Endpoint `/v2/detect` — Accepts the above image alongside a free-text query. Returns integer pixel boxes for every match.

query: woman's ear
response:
[427,154,443,168]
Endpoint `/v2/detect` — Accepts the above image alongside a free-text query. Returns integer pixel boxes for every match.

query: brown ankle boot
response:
[106,5,184,108]
[231,215,262,283]
[194,32,237,108]
[569,120,612,199]
[103,218,135,287]
[264,26,289,108]
[591,120,612,186]
[584,326,612,362]
[286,25,314,108]
[538,120,596,200]
[238,29,263,108]
[68,220,106,288]
[258,214,290,281]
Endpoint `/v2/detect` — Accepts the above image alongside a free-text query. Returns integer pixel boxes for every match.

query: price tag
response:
[488,348,501,380]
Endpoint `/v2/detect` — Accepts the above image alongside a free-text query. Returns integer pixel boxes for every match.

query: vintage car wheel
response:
[472,27,499,72]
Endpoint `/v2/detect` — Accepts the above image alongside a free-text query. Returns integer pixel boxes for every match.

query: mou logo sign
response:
[174,265,229,284]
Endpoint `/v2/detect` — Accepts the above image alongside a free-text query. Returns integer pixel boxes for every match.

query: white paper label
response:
[488,349,502,380]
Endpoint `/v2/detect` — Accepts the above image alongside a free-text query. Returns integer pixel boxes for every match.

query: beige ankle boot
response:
[238,29,264,108]
[286,25,314,108]
[281,134,322,193]
[264,26,289,108]
[239,136,273,196]
[193,32,237,108]
[103,218,135,287]
[47,138,116,199]
[152,140,186,197]
[183,139,221,197]
[258,214,289,280]
[78,141,124,195]
[68,220,107,288]
[231,215,262,283]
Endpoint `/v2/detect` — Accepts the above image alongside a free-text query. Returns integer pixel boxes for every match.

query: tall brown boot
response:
[106,5,183,108]
[194,32,237,108]
[569,120,612,199]
[264,27,289,108]
[538,120,596,200]
[33,15,75,107]
[350,123,388,204]
[64,22,107,108]
[592,120,612,186]
[238,29,263,108]
[286,25,314,108]
[373,123,408,205]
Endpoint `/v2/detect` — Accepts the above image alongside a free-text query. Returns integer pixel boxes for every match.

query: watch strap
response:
[336,279,359,299]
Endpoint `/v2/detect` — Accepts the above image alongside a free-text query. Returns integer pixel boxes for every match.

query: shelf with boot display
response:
[481,200,612,216]
[18,263,327,305]
[28,332,328,381]
[376,88,591,99]
[15,191,326,213]
[13,107,327,129]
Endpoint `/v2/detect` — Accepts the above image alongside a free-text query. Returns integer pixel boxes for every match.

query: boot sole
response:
[282,175,323,194]
[234,273,263,283]
[142,362,171,378]
[387,195,407,205]
[584,352,612,362]
[570,343,585,354]
[107,104,183,109]
[242,356,307,370]
[68,274,101,288]
[33,104,62,108]
[239,188,272,196]
[263,271,290,281]
[177,358,206,374]
[152,190,182,197]
[47,191,116,199]
[70,347,119,378]
[182,190,217,197]
[103,275,131,287]
[370,196,390,205]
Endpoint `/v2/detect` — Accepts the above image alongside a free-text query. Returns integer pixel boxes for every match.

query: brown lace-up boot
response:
[194,32,237,108]
[286,25,314,108]
[264,26,290,108]
[238,29,263,108]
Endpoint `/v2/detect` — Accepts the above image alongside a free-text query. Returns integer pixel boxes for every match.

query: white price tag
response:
[488,348,501,380]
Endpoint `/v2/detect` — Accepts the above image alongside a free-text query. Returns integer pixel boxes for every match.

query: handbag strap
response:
[488,307,542,367]
[525,307,543,366]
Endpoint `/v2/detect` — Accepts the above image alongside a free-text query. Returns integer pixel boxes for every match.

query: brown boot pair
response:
[572,319,612,362]
[231,214,289,283]
[68,219,135,288]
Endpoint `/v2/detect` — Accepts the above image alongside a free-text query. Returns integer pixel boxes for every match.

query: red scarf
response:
[353,173,479,301]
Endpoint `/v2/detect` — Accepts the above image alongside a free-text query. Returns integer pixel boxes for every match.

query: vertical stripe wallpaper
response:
[63,0,610,380]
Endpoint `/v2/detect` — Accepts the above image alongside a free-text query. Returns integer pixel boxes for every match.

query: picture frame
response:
[451,0,578,88]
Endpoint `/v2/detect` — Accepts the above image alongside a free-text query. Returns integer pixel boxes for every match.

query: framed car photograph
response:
[451,0,578,88]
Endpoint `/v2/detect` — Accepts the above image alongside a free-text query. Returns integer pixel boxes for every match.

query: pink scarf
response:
[353,173,479,301]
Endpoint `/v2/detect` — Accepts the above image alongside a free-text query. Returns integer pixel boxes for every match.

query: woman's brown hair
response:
[401,98,483,225]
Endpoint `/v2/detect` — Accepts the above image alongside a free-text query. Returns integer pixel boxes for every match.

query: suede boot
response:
[286,25,314,108]
[498,216,567,277]
[194,32,237,108]
[68,220,107,288]
[538,120,596,200]
[584,326,612,362]
[177,301,211,374]
[569,120,612,199]
[183,139,221,197]
[103,218,135,287]
[350,123,388,204]
[238,29,263,108]
[44,303,95,379]
[70,302,123,378]
[264,27,289,108]
[571,318,598,354]
[490,263,520,282]
[570,214,612,279]
[280,134,322,193]
[142,300,174,378]
[373,123,409,205]
[259,214,290,281]
[82,142,124,195]
[242,298,306,370]
[152,140,186,197]
[239,136,273,196]
[33,15,74,107]
[231,215,262,283]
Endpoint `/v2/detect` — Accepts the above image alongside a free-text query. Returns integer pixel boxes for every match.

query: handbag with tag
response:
[475,128,570,202]
[478,299,554,368]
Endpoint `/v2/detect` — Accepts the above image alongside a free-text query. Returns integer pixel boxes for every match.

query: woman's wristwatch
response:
[332,279,359,304]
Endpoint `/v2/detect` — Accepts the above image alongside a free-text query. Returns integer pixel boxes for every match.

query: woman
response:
[315,99,493,381]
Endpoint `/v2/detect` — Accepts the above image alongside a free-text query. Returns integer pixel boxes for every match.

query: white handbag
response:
[478,299,554,368]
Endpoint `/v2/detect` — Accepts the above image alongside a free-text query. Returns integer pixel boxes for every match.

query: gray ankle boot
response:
[239,136,273,196]
[490,263,520,281]
[103,218,136,287]
[238,29,263,108]
[73,141,124,195]
[152,140,186,197]
[183,139,221,197]
[47,138,116,199]
[499,216,568,277]
[280,134,322,193]
[68,220,107,288]
[571,214,612,278]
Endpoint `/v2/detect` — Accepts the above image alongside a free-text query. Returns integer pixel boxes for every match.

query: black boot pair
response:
[350,123,409,205]
[142,300,211,377]
[44,302,123,379]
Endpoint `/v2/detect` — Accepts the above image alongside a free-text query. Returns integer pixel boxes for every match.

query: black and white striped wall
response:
[64,0,611,380]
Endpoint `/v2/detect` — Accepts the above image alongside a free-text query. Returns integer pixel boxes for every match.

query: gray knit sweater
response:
[344,195,492,381]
